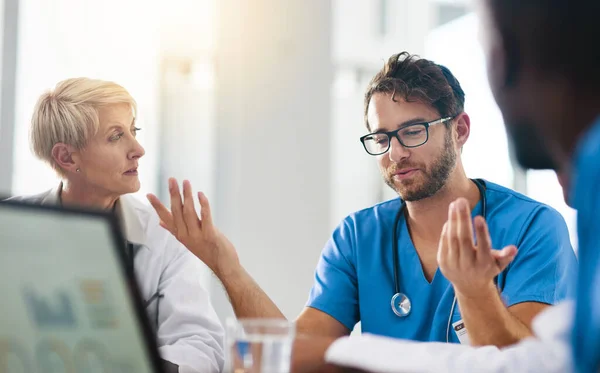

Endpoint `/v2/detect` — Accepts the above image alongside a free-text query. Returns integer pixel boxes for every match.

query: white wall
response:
[332,0,435,67]
[12,0,161,197]
[156,59,217,286]
[527,170,578,250]
[0,0,13,195]
[330,67,381,227]
[210,0,334,321]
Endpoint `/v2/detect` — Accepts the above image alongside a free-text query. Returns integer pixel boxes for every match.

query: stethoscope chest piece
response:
[391,292,411,317]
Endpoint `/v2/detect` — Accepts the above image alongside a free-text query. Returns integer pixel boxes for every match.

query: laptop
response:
[0,200,165,373]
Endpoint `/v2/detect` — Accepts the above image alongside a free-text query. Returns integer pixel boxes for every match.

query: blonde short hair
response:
[30,77,137,174]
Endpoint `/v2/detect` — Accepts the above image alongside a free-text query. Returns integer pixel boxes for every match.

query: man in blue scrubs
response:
[304,52,576,346]
[480,0,600,371]
[148,55,576,348]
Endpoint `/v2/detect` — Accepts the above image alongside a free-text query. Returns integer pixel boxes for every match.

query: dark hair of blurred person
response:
[481,1,600,372]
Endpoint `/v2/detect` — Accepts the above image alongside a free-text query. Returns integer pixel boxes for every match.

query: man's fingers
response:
[198,192,214,229]
[182,180,201,233]
[147,193,175,232]
[456,198,475,249]
[491,245,518,271]
[446,202,461,264]
[169,178,188,237]
[474,215,494,265]
[437,222,449,267]
[456,198,476,269]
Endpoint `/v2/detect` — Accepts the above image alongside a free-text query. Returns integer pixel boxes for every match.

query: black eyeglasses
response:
[359,116,453,156]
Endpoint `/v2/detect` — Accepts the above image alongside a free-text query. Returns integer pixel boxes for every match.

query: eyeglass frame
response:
[359,116,455,156]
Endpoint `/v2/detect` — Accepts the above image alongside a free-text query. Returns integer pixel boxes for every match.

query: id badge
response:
[452,319,471,345]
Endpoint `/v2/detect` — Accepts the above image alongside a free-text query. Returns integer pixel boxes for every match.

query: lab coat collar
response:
[47,183,148,247]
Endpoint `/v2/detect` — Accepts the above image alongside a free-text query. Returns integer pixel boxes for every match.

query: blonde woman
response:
[9,78,224,373]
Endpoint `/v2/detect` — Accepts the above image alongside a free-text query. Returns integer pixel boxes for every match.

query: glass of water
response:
[225,318,295,373]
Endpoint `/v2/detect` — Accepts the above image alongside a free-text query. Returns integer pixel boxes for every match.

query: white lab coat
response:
[8,185,225,373]
[325,301,574,373]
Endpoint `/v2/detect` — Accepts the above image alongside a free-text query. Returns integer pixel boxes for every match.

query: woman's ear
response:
[51,143,79,174]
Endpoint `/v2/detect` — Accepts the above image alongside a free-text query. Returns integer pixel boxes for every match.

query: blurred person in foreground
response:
[7,78,224,373]
[482,0,600,371]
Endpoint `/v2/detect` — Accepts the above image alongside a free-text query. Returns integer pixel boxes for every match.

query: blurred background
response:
[0,0,576,326]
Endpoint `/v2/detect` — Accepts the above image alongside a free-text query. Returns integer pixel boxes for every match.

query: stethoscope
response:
[390,179,487,341]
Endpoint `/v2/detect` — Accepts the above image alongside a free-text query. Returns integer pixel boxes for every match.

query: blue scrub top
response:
[307,180,577,343]
[571,117,600,373]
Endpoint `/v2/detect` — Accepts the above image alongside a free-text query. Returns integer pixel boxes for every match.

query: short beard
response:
[385,130,457,202]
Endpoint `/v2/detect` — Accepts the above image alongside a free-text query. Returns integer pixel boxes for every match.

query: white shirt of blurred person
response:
[146,51,576,372]
[7,78,224,373]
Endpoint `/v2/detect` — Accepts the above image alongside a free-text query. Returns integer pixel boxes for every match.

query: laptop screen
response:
[0,202,159,373]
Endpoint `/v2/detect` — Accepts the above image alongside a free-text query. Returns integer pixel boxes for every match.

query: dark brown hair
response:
[364,52,465,131]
